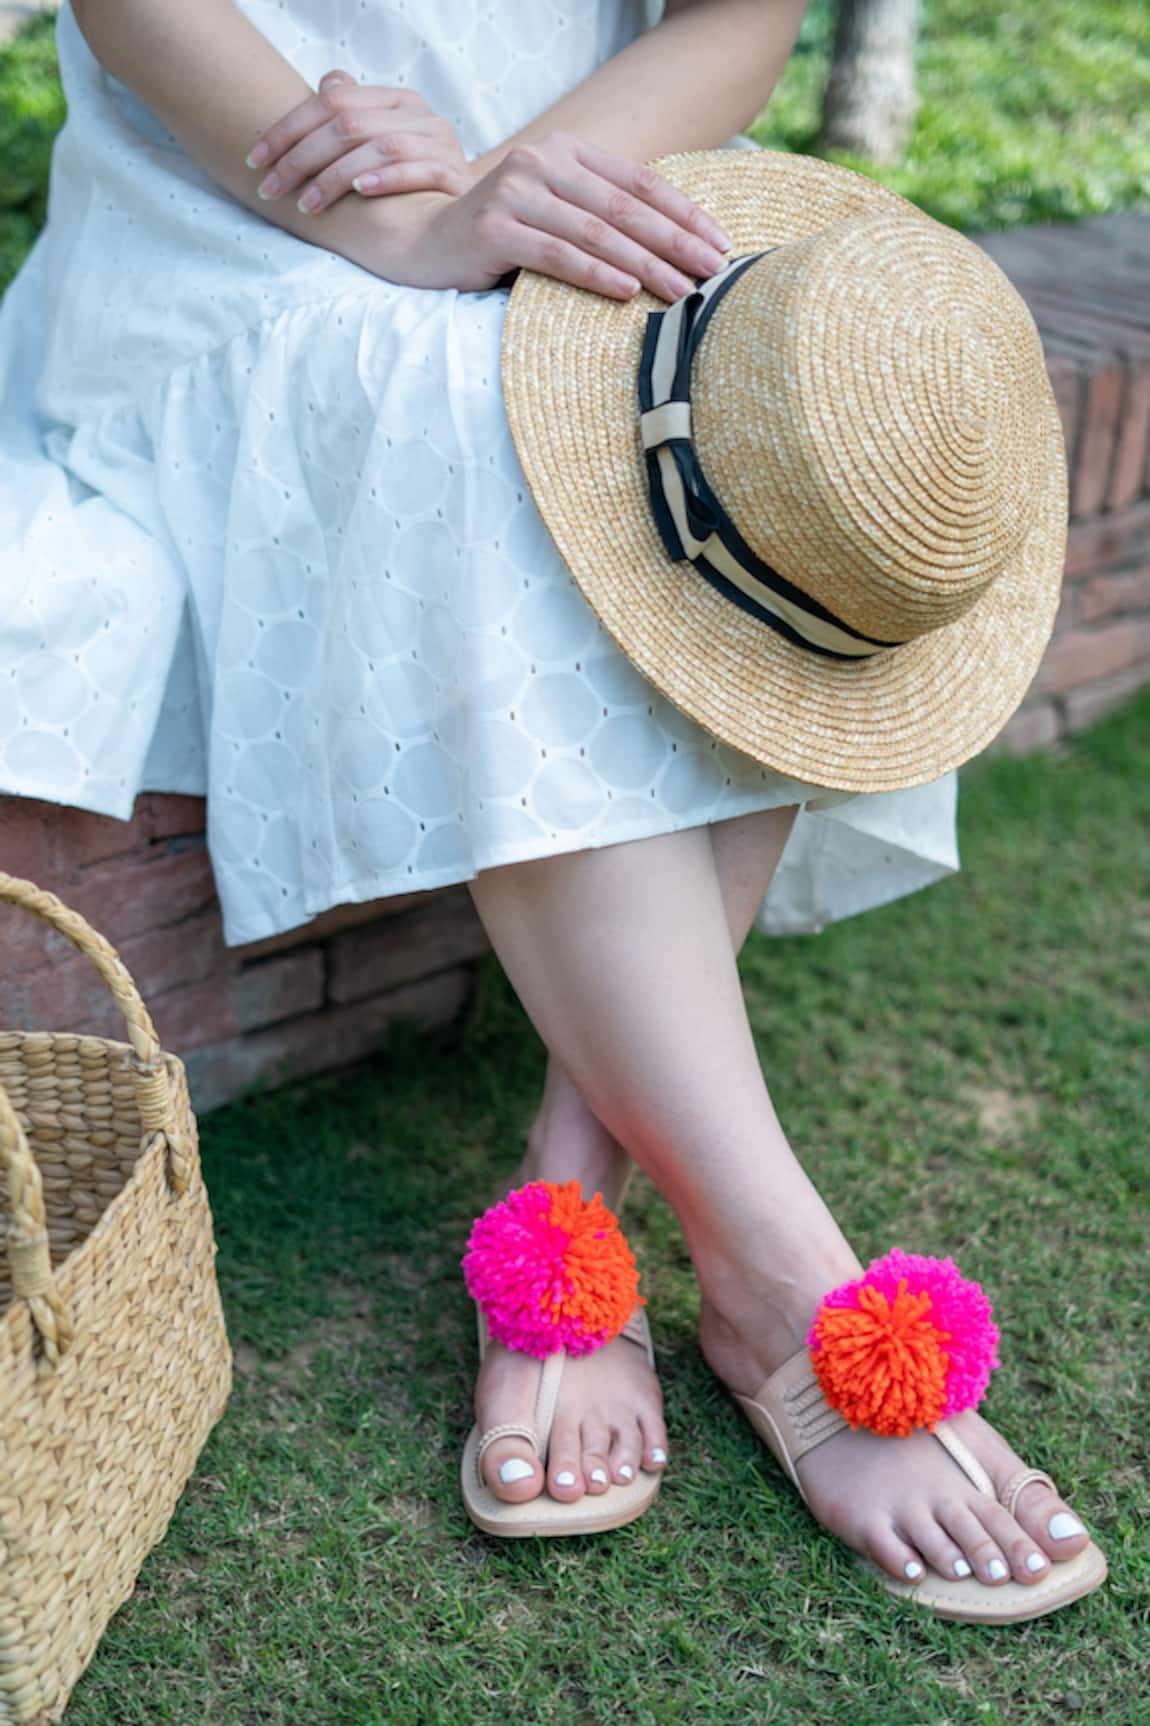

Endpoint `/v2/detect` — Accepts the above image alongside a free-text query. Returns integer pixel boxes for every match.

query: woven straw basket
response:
[0,873,232,1724]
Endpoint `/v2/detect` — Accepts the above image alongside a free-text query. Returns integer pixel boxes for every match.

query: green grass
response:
[61,688,1150,1726]
[752,0,1150,230]
[2,0,1150,295]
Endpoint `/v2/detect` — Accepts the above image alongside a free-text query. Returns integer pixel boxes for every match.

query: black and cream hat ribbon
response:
[637,253,899,661]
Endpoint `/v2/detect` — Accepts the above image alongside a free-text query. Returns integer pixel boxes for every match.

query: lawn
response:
[2,0,1149,292]
[58,688,1149,1726]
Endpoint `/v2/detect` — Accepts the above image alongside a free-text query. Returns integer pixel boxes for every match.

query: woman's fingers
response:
[498,216,641,300]
[350,159,470,200]
[511,178,697,301]
[245,73,415,177]
[544,159,728,292]
[573,135,732,254]
[257,118,447,207]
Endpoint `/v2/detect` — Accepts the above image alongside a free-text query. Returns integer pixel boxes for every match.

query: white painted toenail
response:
[650,1448,667,1464]
[1026,1552,1046,1572]
[554,1471,577,1487]
[498,1457,535,1485]
[988,1559,1008,1581]
[1048,1512,1085,1540]
[954,1558,972,1578]
[618,1465,634,1481]
[590,1468,608,1485]
[904,1561,923,1580]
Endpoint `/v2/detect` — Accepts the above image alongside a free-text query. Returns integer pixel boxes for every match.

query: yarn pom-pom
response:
[462,1179,642,1359]
[808,1251,1001,1437]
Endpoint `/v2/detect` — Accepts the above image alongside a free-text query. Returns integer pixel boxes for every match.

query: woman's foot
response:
[473,1066,669,1506]
[698,1255,1093,1590]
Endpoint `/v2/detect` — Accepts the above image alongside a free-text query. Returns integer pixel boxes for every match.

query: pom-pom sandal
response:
[460,1173,662,1538]
[734,1252,1107,1624]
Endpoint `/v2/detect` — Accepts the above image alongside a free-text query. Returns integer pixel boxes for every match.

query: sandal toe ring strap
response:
[998,1466,1058,1520]
[476,1421,540,1479]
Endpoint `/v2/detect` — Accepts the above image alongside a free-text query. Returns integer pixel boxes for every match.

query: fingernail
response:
[1048,1512,1085,1540]
[352,174,380,193]
[954,1558,972,1578]
[713,226,732,250]
[257,175,280,200]
[904,1561,923,1580]
[589,1468,608,1486]
[246,142,269,169]
[618,1465,634,1481]
[1026,1552,1047,1572]
[498,1457,534,1485]
[297,188,322,213]
[988,1558,1008,1581]
[649,1448,667,1465]
[554,1471,577,1487]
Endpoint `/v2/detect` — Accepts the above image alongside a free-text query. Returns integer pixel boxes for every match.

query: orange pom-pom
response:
[811,1281,950,1437]
[544,1180,642,1343]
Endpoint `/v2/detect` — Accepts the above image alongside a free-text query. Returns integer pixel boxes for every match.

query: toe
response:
[547,1417,585,1501]
[582,1416,612,1496]
[942,1502,1013,1586]
[866,1521,929,1586]
[608,1424,642,1486]
[482,1437,544,1504]
[903,1506,976,1583]
[1013,1481,1090,1565]
[973,1498,1048,1586]
[639,1411,670,1474]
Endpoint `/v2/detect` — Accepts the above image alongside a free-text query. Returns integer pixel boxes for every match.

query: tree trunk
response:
[819,0,920,168]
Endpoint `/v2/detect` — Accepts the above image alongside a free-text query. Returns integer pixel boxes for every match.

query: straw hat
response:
[500,150,1066,793]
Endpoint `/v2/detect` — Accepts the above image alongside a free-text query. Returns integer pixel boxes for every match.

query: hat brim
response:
[501,150,1066,794]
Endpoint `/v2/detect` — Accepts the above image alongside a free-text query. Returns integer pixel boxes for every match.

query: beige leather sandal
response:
[737,1348,1108,1624]
[460,1166,663,1538]
[461,1302,662,1537]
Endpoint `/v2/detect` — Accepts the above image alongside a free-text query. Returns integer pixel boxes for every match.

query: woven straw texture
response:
[502,150,1067,793]
[0,875,232,1726]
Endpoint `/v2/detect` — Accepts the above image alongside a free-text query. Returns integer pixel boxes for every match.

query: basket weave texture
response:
[0,874,232,1725]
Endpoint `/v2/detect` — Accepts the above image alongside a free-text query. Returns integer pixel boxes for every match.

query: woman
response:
[0,0,1101,1618]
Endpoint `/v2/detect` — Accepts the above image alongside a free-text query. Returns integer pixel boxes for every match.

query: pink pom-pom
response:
[809,1249,1001,1419]
[462,1179,640,1360]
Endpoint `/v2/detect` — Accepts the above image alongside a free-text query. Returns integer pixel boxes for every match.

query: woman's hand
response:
[388,131,732,302]
[245,69,470,213]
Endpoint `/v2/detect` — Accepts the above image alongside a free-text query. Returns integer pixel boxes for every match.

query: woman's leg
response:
[468,818,1092,1586]
[473,808,799,1505]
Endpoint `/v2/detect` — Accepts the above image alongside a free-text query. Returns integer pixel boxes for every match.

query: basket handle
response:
[0,1079,74,1366]
[1,871,191,1363]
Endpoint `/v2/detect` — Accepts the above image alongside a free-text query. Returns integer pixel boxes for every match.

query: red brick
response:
[117,910,229,999]
[0,798,62,885]
[65,845,217,947]
[143,795,207,843]
[1072,363,1125,519]
[328,887,489,1005]
[1077,564,1150,624]
[0,950,127,1043]
[149,950,324,1052]
[1109,361,1150,511]
[235,890,431,959]
[56,803,152,869]
[1046,357,1082,473]
[1039,618,1150,695]
[990,703,1060,757]
[1063,662,1150,733]
[182,965,472,1112]
[1053,586,1078,635]
[1064,502,1150,579]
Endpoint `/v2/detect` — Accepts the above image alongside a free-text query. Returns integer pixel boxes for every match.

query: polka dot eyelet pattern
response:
[0,0,960,949]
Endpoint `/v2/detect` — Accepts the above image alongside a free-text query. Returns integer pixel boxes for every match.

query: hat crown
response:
[691,213,1054,644]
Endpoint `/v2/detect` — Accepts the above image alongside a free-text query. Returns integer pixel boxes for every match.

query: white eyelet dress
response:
[0,0,957,947]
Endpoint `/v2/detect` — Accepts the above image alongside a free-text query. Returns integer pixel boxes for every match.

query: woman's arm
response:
[70,0,413,272]
[468,0,808,179]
